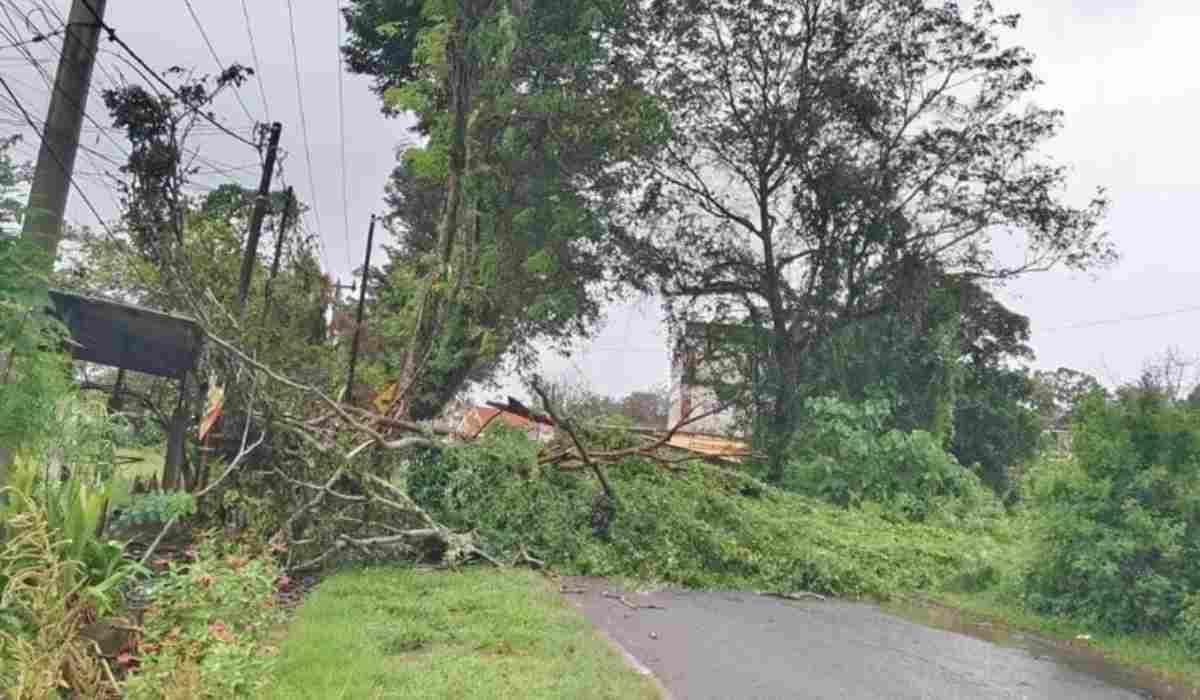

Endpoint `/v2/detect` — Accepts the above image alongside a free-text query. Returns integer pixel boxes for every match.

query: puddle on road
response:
[883,600,1199,700]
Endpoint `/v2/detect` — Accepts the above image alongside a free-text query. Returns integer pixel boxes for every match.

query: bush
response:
[411,427,999,599]
[783,397,1002,527]
[116,490,197,528]
[2,458,138,608]
[1022,391,1200,637]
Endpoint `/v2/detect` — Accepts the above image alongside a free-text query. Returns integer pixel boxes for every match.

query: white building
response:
[667,321,762,437]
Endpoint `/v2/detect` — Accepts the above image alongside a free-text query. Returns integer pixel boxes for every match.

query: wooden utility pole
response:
[236,121,283,312]
[344,215,377,405]
[262,186,295,313]
[20,0,108,258]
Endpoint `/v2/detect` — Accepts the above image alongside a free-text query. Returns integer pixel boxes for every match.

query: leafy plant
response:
[1022,390,1200,637]
[2,457,140,614]
[125,534,284,699]
[0,235,70,459]
[117,490,197,527]
[784,397,1002,527]
[0,498,116,698]
[412,428,1000,600]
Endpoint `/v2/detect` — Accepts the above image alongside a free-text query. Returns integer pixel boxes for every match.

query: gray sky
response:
[3,0,1197,402]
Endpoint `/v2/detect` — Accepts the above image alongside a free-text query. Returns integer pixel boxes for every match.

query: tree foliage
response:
[1023,390,1200,642]
[344,0,667,419]
[1030,366,1106,431]
[621,0,1113,480]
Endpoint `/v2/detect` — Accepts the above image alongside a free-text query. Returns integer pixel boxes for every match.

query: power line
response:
[278,160,330,273]
[0,72,117,241]
[0,21,130,161]
[1044,305,1200,333]
[334,0,353,272]
[239,0,270,124]
[77,0,260,151]
[181,0,256,127]
[0,24,58,49]
[0,7,129,216]
[285,0,327,273]
[27,0,123,98]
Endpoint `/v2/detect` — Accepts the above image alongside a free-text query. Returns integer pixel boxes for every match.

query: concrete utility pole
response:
[236,121,283,312]
[20,0,108,257]
[3,0,107,490]
[344,214,377,405]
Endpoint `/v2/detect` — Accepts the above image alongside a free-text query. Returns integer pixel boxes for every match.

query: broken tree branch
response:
[531,376,617,505]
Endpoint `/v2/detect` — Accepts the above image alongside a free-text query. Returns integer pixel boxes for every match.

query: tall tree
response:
[622,0,1113,481]
[1031,366,1107,431]
[344,0,665,419]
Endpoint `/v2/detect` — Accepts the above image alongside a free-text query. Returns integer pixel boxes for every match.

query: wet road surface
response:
[562,578,1174,700]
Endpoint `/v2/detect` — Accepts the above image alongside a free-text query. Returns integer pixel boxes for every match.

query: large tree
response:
[622,0,1113,481]
[344,0,665,419]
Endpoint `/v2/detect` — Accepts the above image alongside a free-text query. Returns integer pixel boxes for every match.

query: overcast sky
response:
[2,0,1197,401]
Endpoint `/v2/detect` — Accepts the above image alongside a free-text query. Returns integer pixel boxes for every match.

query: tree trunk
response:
[764,347,801,484]
[391,7,476,421]
[163,374,189,490]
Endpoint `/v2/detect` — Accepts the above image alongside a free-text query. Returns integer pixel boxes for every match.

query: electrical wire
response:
[0,72,118,241]
[277,158,330,273]
[334,0,353,272]
[285,0,328,273]
[0,8,127,213]
[77,0,260,151]
[239,0,270,124]
[0,24,57,48]
[1044,305,1200,333]
[0,25,131,161]
[24,0,124,101]
[181,0,256,127]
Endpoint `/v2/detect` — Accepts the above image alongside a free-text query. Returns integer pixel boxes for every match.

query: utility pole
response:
[4,0,107,490]
[262,186,295,314]
[20,0,107,258]
[236,121,283,312]
[344,215,377,405]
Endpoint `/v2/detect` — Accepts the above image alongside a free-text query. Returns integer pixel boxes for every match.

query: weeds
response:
[124,534,285,699]
[0,499,117,699]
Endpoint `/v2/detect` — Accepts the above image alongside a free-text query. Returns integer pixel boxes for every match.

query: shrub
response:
[784,397,1002,527]
[116,490,197,528]
[1022,391,1200,637]
[2,458,139,610]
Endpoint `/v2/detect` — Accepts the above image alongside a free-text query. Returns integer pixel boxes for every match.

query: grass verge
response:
[111,446,165,507]
[930,589,1200,691]
[259,567,661,700]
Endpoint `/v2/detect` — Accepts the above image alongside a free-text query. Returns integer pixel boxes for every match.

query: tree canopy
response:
[618,0,1113,479]
[343,0,668,419]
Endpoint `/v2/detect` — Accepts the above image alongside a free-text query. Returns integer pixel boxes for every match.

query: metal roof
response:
[47,289,202,379]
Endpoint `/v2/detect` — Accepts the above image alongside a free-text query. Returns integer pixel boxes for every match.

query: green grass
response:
[259,567,661,700]
[110,446,164,507]
[930,588,1200,690]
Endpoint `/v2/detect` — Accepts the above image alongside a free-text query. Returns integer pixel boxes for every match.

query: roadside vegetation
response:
[261,567,660,700]
[2,0,1197,697]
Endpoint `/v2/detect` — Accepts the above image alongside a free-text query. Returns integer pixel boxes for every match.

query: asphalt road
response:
[563,578,1168,700]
